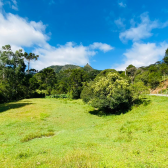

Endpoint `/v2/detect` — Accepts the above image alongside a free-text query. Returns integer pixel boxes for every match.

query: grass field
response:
[0,96,168,167]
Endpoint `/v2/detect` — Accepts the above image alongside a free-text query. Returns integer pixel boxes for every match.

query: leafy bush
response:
[81,73,132,113]
[130,81,149,103]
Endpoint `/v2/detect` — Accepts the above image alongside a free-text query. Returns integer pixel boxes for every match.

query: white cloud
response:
[115,42,168,70]
[0,12,113,70]
[11,0,18,10]
[89,42,114,52]
[31,42,97,70]
[119,13,159,42]
[114,18,125,28]
[0,13,49,49]
[32,42,114,70]
[118,2,126,8]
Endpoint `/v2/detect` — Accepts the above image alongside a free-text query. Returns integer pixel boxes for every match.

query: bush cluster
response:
[81,73,133,113]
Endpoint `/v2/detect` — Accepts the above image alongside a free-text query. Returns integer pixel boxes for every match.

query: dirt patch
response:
[151,80,168,94]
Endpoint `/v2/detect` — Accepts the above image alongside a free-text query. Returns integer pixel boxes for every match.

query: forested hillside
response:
[48,63,95,73]
[48,64,81,73]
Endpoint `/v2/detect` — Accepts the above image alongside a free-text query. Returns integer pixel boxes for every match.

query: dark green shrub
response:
[81,73,132,113]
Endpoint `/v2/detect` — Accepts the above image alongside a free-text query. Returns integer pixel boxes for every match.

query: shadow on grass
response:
[89,98,151,117]
[89,107,131,116]
[134,97,151,106]
[0,103,33,113]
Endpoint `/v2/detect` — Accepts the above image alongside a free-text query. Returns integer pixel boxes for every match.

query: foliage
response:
[81,72,132,112]
[129,81,149,103]
[126,64,137,83]
[1,44,168,104]
[24,52,39,74]
[68,69,89,99]
[0,45,40,103]
[0,45,26,102]
[96,69,117,78]
[33,68,57,95]
[163,48,168,65]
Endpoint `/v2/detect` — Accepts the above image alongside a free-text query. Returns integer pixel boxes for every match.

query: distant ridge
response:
[83,63,93,72]
[48,63,94,73]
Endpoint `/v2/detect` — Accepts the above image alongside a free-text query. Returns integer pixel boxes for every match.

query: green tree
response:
[126,64,137,83]
[163,48,168,65]
[81,73,132,113]
[24,52,39,74]
[68,69,89,99]
[130,81,149,103]
[34,68,57,95]
[0,45,27,101]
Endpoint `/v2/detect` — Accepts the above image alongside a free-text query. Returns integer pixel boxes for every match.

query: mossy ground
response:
[0,96,168,167]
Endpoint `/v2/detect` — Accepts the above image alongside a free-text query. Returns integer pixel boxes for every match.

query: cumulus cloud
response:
[32,42,114,70]
[115,42,168,70]
[118,2,126,8]
[0,12,49,50]
[31,42,113,70]
[89,42,114,52]
[119,13,159,42]
[0,12,113,70]
[31,42,97,70]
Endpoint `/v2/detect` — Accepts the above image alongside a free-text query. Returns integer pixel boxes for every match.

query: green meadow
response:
[0,96,168,168]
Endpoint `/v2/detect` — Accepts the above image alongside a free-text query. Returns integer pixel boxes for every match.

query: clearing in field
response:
[0,96,168,167]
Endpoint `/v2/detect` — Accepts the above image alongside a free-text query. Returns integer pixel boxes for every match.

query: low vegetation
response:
[20,131,55,143]
[0,96,168,167]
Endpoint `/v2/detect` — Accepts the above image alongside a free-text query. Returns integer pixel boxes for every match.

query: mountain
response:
[48,63,94,73]
[83,63,93,72]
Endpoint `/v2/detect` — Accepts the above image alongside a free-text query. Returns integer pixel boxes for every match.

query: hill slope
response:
[151,79,168,94]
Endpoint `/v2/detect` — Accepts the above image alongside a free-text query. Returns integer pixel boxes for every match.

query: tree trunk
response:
[2,68,5,80]
[28,60,30,74]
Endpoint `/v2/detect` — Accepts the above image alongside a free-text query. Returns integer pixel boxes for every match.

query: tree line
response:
[1,45,168,113]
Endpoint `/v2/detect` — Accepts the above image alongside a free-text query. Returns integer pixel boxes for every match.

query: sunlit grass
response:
[0,96,168,167]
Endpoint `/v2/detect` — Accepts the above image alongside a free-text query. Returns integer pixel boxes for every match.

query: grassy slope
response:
[0,96,168,167]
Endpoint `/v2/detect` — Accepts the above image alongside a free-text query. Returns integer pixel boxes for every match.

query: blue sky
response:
[0,0,168,70]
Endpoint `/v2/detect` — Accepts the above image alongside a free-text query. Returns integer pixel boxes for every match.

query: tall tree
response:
[163,48,168,65]
[0,45,26,101]
[126,64,137,83]
[24,52,39,74]
[0,45,13,80]
[68,69,89,99]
